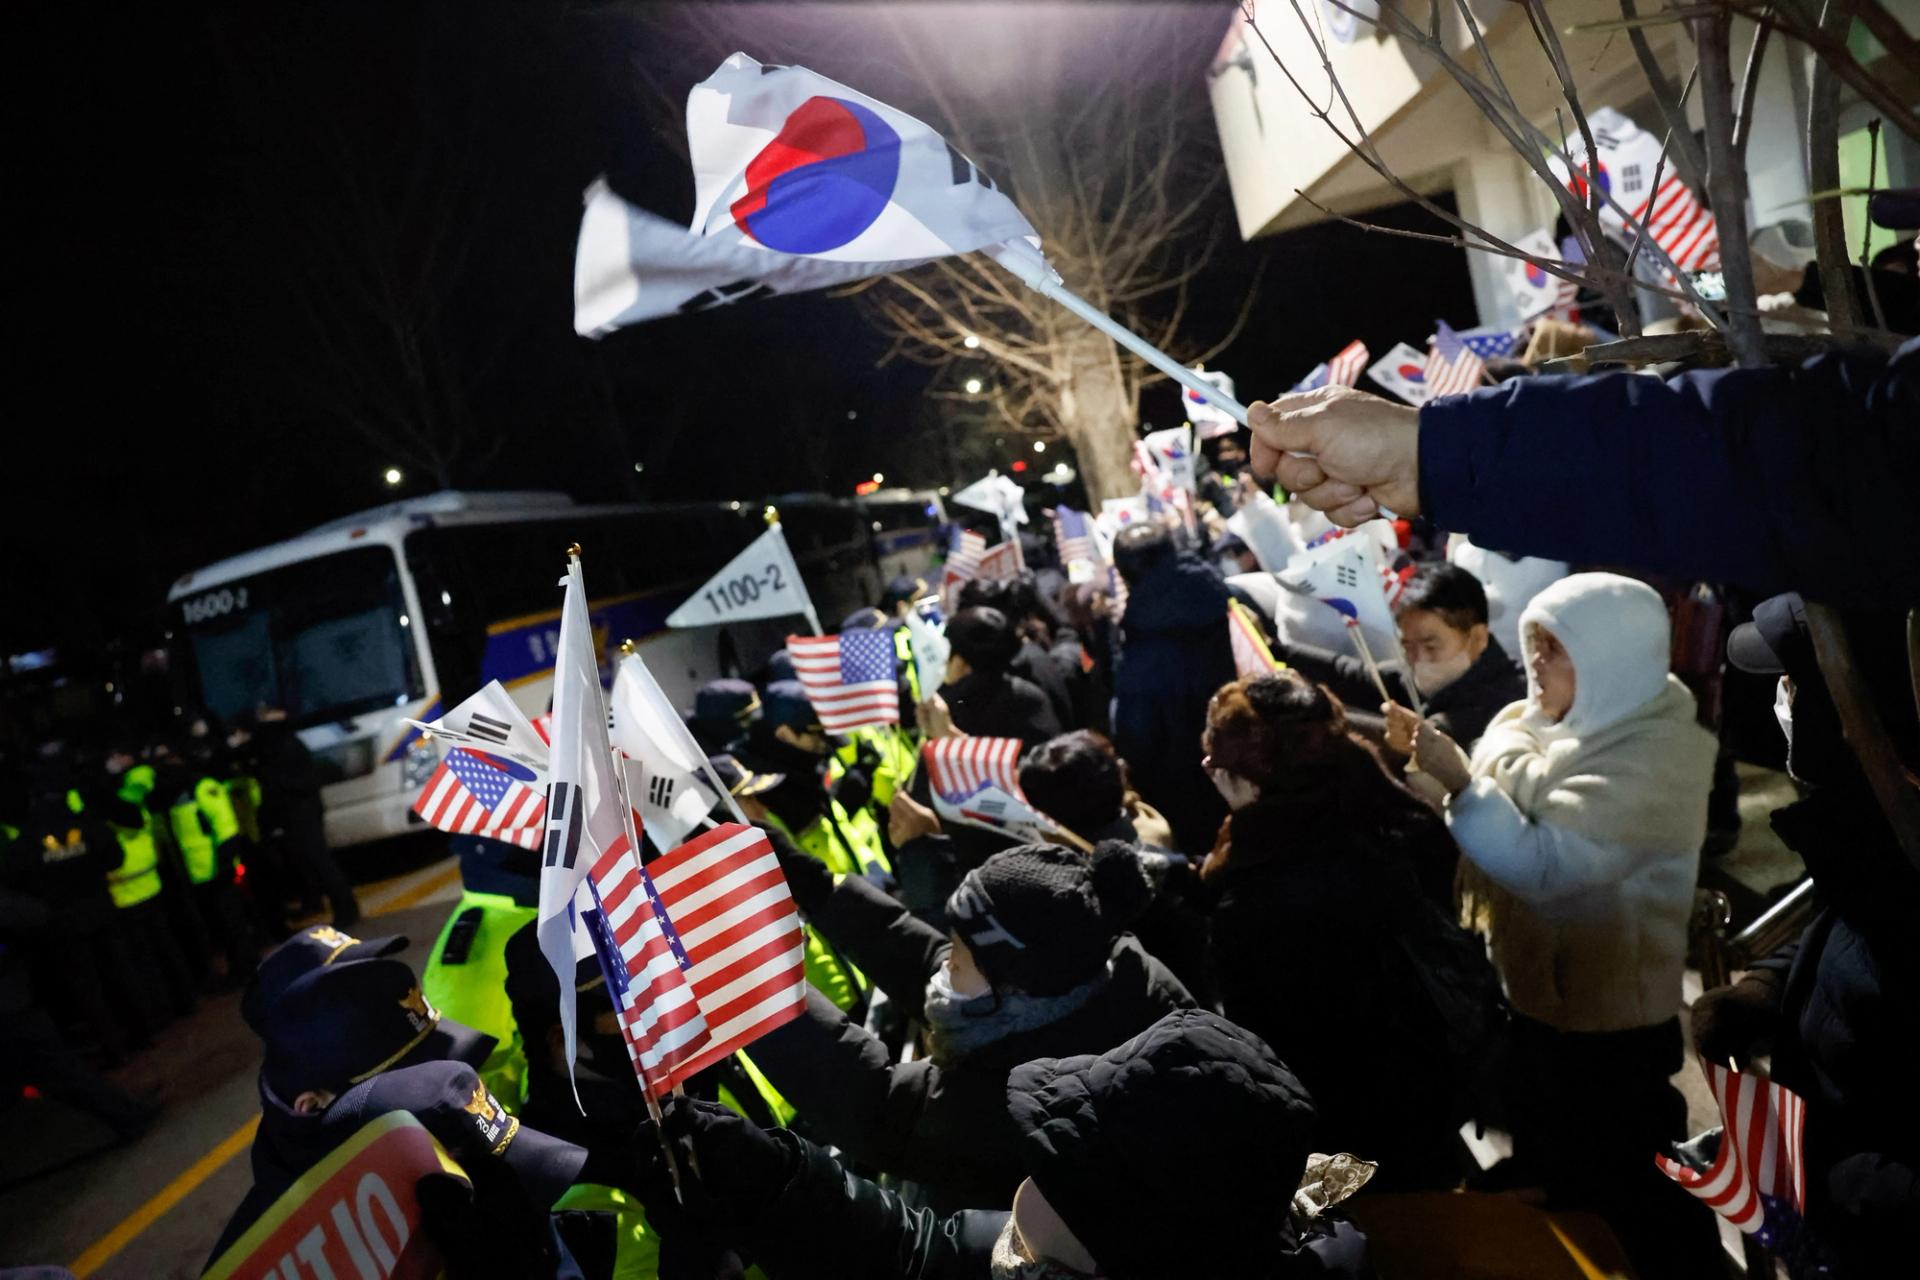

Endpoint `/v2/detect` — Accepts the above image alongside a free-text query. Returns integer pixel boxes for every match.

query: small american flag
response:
[946,528,986,579]
[582,832,711,1090]
[1424,321,1516,398]
[923,737,1058,840]
[941,528,988,611]
[925,735,1023,802]
[1293,339,1370,391]
[1052,507,1098,581]
[976,540,1021,583]
[412,748,547,848]
[788,630,901,732]
[1655,1062,1807,1237]
[642,822,807,1084]
[1227,599,1281,679]
[1630,174,1720,273]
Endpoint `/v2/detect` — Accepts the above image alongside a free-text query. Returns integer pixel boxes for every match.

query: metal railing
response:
[1693,878,1816,990]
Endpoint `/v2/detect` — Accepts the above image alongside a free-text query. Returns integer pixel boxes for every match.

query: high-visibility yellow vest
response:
[117,765,157,807]
[423,889,538,1104]
[550,1183,661,1280]
[195,776,242,846]
[226,775,263,843]
[170,798,218,885]
[106,821,163,908]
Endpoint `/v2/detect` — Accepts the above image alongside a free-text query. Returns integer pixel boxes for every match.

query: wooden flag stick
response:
[1345,622,1394,706]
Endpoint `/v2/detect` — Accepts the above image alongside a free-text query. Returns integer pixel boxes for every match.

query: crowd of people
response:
[8,309,1916,1279]
[1,707,360,1141]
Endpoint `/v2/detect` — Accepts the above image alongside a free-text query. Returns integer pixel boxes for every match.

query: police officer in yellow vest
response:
[98,747,196,1022]
[421,835,539,1104]
[156,747,259,986]
[730,681,890,882]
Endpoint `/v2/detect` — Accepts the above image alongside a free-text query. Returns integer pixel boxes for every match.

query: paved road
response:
[0,860,462,1278]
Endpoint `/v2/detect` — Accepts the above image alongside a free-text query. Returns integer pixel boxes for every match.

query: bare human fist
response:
[1247,385,1422,527]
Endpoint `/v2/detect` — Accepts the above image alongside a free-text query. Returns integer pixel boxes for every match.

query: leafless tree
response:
[1240,0,1920,867]
[838,7,1259,501]
[607,3,1257,501]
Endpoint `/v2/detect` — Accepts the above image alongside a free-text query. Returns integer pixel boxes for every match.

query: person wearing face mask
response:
[629,1009,1371,1280]
[1393,572,1721,1280]
[1272,562,1526,754]
[740,841,1191,1212]
[1199,672,1480,1187]
[1688,595,1920,1278]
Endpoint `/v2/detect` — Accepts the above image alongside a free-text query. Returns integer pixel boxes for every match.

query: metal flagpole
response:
[989,240,1250,426]
[572,549,687,1199]
[765,506,823,635]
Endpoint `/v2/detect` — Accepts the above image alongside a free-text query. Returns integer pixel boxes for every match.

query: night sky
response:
[2,1,1473,662]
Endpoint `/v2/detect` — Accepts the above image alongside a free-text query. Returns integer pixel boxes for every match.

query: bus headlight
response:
[402,739,440,789]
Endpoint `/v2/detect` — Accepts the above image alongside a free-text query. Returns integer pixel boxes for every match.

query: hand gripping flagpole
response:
[988,240,1250,427]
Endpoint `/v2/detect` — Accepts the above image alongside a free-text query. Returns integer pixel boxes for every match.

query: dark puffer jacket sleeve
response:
[742,1135,1001,1280]
[811,868,950,1003]
[1417,338,1920,604]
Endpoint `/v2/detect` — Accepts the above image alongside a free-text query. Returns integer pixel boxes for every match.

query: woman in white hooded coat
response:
[1395,572,1721,1279]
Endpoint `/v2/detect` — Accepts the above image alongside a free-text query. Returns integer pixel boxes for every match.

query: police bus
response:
[165,490,938,849]
[855,487,948,586]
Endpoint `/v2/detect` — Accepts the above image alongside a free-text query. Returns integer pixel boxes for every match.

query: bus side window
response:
[403,531,486,705]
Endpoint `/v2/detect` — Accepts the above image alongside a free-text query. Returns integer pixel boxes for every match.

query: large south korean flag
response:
[577,53,1038,335]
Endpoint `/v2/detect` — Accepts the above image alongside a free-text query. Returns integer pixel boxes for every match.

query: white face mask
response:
[1410,650,1474,697]
[1774,676,1793,748]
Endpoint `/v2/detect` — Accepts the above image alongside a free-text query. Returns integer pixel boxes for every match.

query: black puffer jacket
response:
[745,875,1193,1211]
[675,1014,1371,1280]
[939,668,1062,748]
[1111,551,1236,854]
[1754,787,1920,1277]
[1205,794,1469,1190]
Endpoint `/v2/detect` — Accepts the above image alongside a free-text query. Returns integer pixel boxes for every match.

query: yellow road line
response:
[68,862,459,1275]
[70,1115,259,1278]
[369,861,462,917]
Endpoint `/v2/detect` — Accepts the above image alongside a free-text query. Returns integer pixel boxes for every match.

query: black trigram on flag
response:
[1334,563,1361,590]
[544,781,583,870]
[468,713,511,745]
[944,142,998,191]
[678,280,780,314]
[647,774,675,810]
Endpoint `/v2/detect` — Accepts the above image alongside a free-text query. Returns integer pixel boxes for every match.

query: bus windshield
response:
[174,546,422,729]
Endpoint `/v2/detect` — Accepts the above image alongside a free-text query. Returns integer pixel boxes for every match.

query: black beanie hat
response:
[944,841,1150,996]
[1007,1008,1318,1280]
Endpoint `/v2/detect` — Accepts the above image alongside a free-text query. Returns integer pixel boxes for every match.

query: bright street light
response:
[964,377,983,394]
[382,467,403,487]
[1033,440,1047,453]
[963,333,981,349]
[872,472,885,484]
